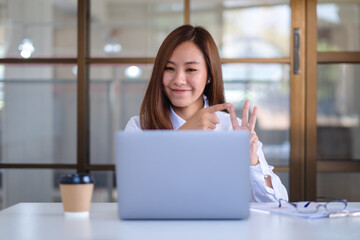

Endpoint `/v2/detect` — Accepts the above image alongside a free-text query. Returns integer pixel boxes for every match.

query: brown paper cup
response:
[60,184,94,213]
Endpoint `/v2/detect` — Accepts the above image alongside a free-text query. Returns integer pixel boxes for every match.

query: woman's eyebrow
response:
[167,60,200,65]
[185,61,200,65]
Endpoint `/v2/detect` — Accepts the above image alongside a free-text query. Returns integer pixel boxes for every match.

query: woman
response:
[125,25,288,202]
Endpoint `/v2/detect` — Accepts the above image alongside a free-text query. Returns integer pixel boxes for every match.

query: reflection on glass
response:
[18,38,35,58]
[90,0,183,57]
[317,64,360,160]
[0,0,77,58]
[191,0,291,58]
[89,65,152,164]
[0,65,77,164]
[222,63,290,167]
[317,0,360,51]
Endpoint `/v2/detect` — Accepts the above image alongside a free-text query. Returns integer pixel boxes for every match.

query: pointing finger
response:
[206,103,231,113]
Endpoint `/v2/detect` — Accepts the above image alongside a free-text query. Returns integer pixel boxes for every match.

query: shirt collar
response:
[170,95,209,130]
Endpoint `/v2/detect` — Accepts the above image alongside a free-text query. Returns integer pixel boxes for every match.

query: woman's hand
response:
[229,100,259,166]
[179,103,230,130]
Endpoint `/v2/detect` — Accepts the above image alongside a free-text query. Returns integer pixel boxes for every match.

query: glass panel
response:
[0,169,76,210]
[0,65,77,164]
[90,0,183,57]
[317,64,360,160]
[223,63,290,167]
[317,172,360,201]
[89,64,152,164]
[0,0,77,58]
[190,0,291,58]
[89,63,290,166]
[317,0,360,51]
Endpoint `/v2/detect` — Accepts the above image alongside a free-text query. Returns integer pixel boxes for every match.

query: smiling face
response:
[162,41,208,119]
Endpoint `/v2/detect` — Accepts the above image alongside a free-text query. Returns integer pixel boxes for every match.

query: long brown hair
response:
[140,25,226,129]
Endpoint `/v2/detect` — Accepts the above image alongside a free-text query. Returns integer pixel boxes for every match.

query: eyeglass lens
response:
[296,201,346,213]
[326,201,346,213]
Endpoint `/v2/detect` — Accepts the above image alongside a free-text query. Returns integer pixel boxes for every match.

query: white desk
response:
[0,203,360,240]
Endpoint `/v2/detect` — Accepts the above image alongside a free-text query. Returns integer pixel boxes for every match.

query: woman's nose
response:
[173,71,186,85]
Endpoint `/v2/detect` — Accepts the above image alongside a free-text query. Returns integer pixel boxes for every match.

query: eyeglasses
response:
[278,197,347,214]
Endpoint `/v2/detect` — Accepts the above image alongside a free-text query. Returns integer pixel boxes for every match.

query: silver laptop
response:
[115,130,250,220]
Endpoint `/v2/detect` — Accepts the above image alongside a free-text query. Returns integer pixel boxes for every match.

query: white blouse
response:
[125,98,289,203]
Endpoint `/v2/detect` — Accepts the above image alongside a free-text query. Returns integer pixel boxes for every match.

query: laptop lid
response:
[115,130,250,219]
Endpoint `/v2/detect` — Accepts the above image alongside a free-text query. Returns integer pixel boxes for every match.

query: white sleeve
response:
[249,140,289,202]
[124,116,142,132]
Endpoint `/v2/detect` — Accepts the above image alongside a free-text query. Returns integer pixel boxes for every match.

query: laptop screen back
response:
[115,130,250,219]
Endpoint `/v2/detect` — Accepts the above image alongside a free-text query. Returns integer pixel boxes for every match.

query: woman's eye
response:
[164,66,174,71]
[187,68,197,72]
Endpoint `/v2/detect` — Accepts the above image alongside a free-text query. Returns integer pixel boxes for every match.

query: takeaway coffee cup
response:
[60,173,95,215]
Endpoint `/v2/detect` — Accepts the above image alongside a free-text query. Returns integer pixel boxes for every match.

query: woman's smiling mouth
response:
[171,89,191,94]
